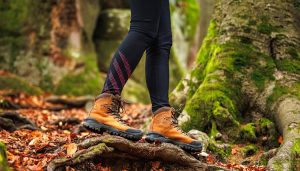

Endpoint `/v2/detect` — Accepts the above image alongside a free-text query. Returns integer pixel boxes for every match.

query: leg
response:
[102,0,162,95]
[146,0,172,112]
[145,0,202,152]
[84,0,162,141]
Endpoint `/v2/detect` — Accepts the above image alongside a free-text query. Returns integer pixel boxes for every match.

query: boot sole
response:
[145,132,202,152]
[83,118,143,141]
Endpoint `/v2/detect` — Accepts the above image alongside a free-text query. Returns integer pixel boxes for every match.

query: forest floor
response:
[0,91,271,171]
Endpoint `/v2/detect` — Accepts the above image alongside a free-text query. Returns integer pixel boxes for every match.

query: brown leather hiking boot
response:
[83,93,143,140]
[145,107,202,151]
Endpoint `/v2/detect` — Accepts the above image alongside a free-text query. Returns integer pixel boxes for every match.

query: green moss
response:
[0,142,10,171]
[273,160,284,171]
[257,118,273,128]
[267,85,288,105]
[240,123,257,141]
[248,19,257,26]
[209,120,219,138]
[55,72,102,96]
[276,58,300,75]
[188,20,218,98]
[182,20,243,135]
[259,156,268,166]
[242,144,259,157]
[0,75,43,95]
[208,140,231,160]
[293,138,300,155]
[257,16,279,35]
[55,53,104,96]
[293,138,300,170]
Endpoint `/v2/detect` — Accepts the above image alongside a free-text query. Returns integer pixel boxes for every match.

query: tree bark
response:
[171,0,300,170]
[47,135,209,171]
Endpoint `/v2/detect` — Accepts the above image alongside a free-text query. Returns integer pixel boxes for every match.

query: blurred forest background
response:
[0,0,212,103]
[0,0,300,171]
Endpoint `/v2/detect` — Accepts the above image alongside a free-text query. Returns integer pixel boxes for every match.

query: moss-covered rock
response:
[207,140,231,160]
[242,144,259,157]
[240,123,257,142]
[292,138,300,170]
[0,74,43,95]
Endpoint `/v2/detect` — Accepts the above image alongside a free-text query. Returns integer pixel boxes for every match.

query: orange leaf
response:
[278,135,283,144]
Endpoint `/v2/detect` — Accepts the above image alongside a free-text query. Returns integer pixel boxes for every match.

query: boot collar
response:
[153,106,172,116]
[95,93,115,100]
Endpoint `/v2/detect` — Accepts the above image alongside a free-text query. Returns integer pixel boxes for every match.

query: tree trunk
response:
[171,0,300,170]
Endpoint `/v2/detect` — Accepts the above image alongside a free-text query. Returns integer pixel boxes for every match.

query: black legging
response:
[102,0,172,112]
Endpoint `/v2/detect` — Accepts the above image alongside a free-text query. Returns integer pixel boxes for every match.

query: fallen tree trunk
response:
[47,135,209,171]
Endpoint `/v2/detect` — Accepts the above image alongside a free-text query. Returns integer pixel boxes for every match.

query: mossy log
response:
[47,135,213,171]
[171,0,300,169]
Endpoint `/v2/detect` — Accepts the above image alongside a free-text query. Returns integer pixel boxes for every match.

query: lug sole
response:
[83,118,143,141]
[145,132,202,152]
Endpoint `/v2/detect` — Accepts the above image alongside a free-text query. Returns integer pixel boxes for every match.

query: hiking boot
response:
[83,93,143,140]
[145,107,202,151]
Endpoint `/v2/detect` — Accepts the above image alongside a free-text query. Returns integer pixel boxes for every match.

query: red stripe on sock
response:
[109,73,119,94]
[113,59,126,86]
[119,51,132,77]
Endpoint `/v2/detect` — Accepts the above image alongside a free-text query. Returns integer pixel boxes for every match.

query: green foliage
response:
[171,0,200,40]
[0,75,43,95]
[182,0,200,39]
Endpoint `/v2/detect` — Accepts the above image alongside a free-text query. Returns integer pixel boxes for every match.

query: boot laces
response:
[170,108,188,136]
[106,95,129,125]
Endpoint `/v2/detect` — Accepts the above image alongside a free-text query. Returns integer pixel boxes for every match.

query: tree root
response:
[45,96,93,108]
[47,135,209,171]
[0,112,38,131]
[267,97,300,170]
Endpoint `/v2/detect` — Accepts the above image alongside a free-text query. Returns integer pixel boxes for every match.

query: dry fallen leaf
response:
[66,143,78,156]
[278,135,283,144]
